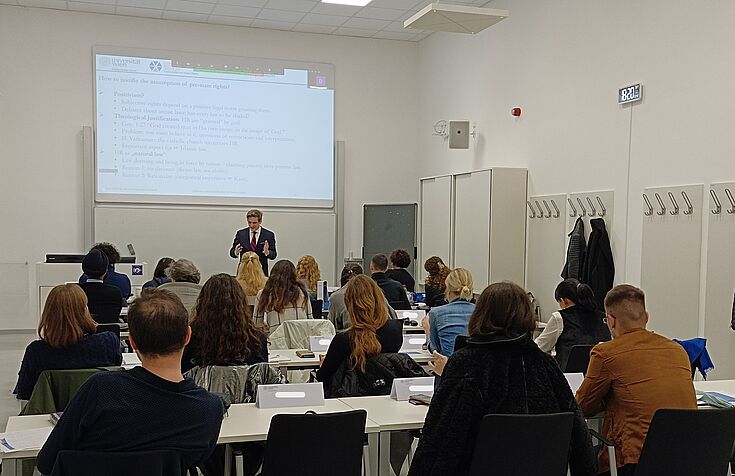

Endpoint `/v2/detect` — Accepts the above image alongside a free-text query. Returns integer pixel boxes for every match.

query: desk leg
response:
[224,444,232,476]
[379,431,392,476]
[367,433,379,476]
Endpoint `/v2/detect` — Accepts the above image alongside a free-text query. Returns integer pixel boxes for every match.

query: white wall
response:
[418,1,735,313]
[0,5,419,328]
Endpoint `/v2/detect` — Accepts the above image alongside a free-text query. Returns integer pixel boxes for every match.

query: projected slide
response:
[94,49,334,207]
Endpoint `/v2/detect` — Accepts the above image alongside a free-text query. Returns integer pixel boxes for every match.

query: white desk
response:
[268,349,433,374]
[695,379,735,395]
[340,396,429,476]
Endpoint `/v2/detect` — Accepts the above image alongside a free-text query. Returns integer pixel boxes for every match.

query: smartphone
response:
[296,351,315,358]
[408,394,432,406]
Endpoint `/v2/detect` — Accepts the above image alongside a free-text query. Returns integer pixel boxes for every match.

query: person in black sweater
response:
[385,249,416,293]
[37,288,224,475]
[423,256,450,308]
[370,254,411,310]
[79,249,124,324]
[316,274,403,386]
[14,284,122,399]
[408,282,596,476]
[182,273,268,373]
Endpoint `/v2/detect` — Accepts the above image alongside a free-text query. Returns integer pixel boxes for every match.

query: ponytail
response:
[554,279,597,312]
[445,268,474,301]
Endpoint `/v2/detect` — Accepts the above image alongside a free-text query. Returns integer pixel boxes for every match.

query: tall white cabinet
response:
[419,168,528,290]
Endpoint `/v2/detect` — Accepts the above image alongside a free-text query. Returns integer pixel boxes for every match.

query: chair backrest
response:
[269,319,336,349]
[96,323,121,338]
[51,449,186,476]
[564,344,595,374]
[468,413,574,476]
[261,410,367,476]
[184,363,285,404]
[311,299,324,319]
[389,300,412,311]
[635,408,735,476]
[21,367,122,415]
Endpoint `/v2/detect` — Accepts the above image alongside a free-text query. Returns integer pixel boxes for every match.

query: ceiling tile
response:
[263,0,315,13]
[368,0,421,9]
[115,5,163,18]
[371,30,417,41]
[342,16,389,30]
[68,1,114,13]
[333,26,374,38]
[17,0,67,8]
[163,10,209,21]
[290,23,336,34]
[117,0,164,9]
[383,20,417,32]
[299,12,347,26]
[165,0,213,14]
[256,7,304,22]
[354,6,404,21]
[218,0,266,6]
[249,18,295,30]
[210,3,260,17]
[75,0,114,4]
[208,14,253,25]
[0,0,19,4]
[309,2,359,16]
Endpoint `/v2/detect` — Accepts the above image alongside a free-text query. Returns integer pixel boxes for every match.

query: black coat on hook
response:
[582,218,615,311]
[562,217,586,281]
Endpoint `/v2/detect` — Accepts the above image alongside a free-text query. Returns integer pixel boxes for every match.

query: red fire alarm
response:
[511,107,522,117]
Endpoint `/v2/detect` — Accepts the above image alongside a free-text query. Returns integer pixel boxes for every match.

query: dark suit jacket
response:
[79,282,123,324]
[371,272,411,310]
[229,227,277,275]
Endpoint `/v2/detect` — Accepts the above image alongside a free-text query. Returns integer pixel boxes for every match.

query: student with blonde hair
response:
[422,268,475,358]
[236,251,267,305]
[14,284,122,400]
[295,255,321,296]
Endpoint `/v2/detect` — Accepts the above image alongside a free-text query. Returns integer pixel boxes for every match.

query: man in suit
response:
[79,249,124,324]
[229,209,277,276]
[370,254,411,310]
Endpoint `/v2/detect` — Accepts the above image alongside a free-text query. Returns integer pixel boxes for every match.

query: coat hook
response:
[596,196,607,217]
[527,201,536,219]
[668,191,680,215]
[567,198,577,217]
[710,189,722,215]
[543,200,552,218]
[643,193,654,216]
[534,200,544,219]
[681,191,694,215]
[550,199,561,218]
[654,192,666,216]
[725,188,735,214]
[576,197,587,217]
[586,197,597,217]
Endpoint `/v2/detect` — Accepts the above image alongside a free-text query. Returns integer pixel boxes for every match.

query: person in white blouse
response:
[534,279,611,370]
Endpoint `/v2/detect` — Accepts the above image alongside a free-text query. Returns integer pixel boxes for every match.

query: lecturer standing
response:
[230,209,277,276]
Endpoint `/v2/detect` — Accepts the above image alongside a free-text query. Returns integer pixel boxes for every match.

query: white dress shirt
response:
[534,311,564,353]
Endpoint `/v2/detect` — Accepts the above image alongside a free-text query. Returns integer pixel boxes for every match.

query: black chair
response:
[50,449,187,476]
[468,413,574,476]
[634,408,735,476]
[96,323,121,339]
[564,344,595,374]
[260,410,367,476]
[389,300,412,311]
[311,299,324,319]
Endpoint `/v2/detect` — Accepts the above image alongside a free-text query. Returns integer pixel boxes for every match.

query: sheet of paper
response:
[0,427,52,453]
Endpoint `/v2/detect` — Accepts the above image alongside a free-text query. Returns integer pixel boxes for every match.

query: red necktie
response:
[251,231,257,251]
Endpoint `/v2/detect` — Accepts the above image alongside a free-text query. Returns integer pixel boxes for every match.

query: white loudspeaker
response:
[449,121,470,149]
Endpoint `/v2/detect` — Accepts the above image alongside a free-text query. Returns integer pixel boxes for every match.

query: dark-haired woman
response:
[408,282,596,476]
[535,278,611,370]
[183,273,268,373]
[142,257,174,289]
[386,249,415,293]
[254,260,313,334]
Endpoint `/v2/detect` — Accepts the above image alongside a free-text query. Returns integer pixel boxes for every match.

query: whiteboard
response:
[94,206,336,285]
[419,176,452,283]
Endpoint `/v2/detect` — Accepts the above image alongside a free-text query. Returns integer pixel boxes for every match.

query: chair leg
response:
[607,446,618,476]
[235,450,245,476]
[224,444,233,476]
[363,445,371,476]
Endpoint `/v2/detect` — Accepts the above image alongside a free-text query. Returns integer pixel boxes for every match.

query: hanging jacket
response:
[562,217,586,280]
[325,352,428,398]
[582,218,615,310]
[731,292,735,330]
[555,307,611,371]
[185,363,285,403]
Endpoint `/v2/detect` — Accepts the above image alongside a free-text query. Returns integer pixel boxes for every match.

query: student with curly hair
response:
[424,256,450,307]
[236,251,267,305]
[254,260,313,333]
[295,255,321,297]
[386,249,415,292]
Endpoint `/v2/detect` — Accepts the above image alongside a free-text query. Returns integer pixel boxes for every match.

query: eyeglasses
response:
[605,313,616,324]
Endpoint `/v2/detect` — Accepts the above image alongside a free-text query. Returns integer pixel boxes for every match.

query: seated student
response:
[159,258,202,319]
[78,249,124,324]
[408,282,596,476]
[370,254,411,310]
[316,274,403,388]
[329,264,398,331]
[36,288,224,475]
[142,257,174,289]
[575,285,696,476]
[423,256,450,307]
[254,259,313,334]
[295,254,321,298]
[79,242,132,299]
[183,273,268,373]
[236,251,267,306]
[14,284,122,400]
[423,268,475,358]
[535,279,611,370]
[385,249,415,293]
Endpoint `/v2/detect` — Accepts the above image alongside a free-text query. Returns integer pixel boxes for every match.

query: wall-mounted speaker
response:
[449,121,470,149]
